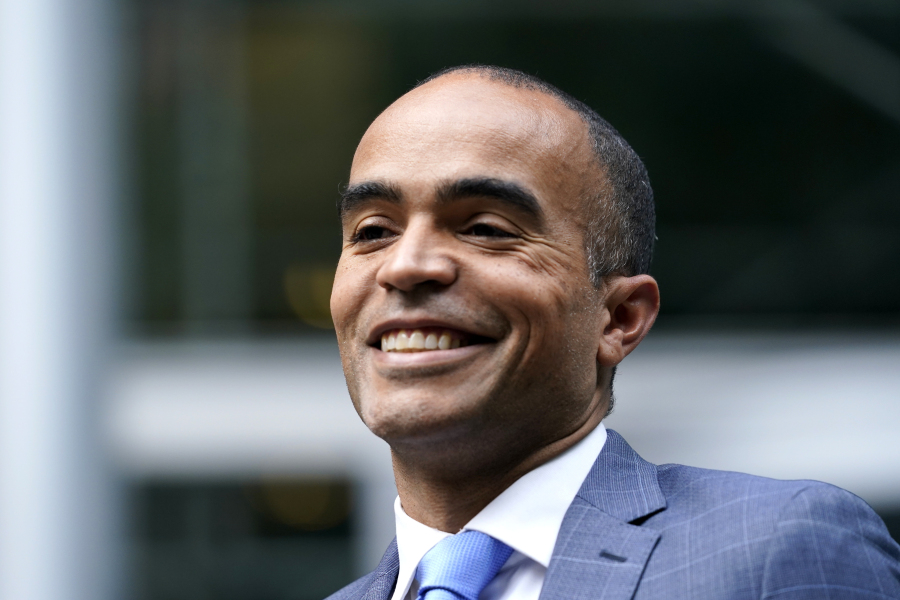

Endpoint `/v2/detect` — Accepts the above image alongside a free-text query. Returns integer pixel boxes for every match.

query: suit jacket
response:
[326,429,900,600]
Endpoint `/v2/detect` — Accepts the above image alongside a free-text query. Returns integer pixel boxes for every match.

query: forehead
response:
[350,76,597,206]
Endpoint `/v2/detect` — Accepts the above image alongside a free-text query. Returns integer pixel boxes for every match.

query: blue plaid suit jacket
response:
[326,429,900,599]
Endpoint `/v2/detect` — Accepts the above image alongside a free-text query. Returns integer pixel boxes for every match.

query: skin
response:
[331,73,660,533]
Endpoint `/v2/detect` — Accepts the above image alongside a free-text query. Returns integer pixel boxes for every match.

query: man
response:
[327,65,900,600]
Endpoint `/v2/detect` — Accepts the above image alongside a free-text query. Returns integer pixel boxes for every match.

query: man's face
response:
[331,75,609,459]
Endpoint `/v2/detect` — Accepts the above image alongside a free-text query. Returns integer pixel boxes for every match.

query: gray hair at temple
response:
[416,65,656,286]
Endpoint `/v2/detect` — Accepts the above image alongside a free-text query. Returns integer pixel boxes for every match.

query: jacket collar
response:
[538,429,666,600]
[575,428,667,522]
[361,538,399,600]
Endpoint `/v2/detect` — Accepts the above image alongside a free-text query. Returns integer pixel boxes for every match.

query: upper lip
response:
[366,317,494,347]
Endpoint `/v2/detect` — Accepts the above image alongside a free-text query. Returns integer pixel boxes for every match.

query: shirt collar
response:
[391,422,607,600]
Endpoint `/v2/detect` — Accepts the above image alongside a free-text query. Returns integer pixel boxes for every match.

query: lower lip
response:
[370,343,488,367]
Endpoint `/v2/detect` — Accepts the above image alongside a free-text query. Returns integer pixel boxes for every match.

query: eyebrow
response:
[437,177,543,219]
[338,181,402,217]
[338,176,544,220]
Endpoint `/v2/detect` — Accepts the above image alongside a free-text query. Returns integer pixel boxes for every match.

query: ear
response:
[596,274,660,367]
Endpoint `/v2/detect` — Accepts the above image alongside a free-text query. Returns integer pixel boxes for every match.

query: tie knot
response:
[416,530,513,600]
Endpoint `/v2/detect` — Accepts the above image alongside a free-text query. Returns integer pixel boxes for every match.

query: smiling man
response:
[326,66,900,600]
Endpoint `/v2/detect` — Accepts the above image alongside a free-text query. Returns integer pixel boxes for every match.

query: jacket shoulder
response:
[656,462,823,501]
[655,463,888,515]
[654,462,898,551]
[762,481,900,598]
[644,464,900,598]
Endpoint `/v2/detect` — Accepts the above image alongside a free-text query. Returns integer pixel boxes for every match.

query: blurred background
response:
[1,0,899,598]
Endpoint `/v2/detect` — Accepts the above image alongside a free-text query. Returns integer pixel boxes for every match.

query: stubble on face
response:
[331,74,609,480]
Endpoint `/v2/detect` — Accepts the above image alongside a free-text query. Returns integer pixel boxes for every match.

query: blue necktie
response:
[415,530,514,600]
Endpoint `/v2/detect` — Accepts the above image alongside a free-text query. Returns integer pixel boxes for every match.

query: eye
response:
[353,225,395,242]
[466,223,516,238]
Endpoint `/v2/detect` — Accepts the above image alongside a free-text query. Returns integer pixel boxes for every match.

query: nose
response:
[375,221,457,292]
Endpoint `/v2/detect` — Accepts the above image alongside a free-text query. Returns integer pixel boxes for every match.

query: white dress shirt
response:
[391,422,608,600]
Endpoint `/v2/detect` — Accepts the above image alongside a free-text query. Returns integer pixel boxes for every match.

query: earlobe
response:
[596,275,660,367]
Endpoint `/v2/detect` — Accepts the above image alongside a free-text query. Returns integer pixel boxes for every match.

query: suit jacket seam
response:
[652,489,791,534]
[660,471,784,502]
[640,533,774,582]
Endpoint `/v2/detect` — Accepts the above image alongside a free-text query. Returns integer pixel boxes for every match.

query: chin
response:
[357,390,484,445]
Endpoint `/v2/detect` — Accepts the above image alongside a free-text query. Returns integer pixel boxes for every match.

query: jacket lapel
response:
[539,429,666,600]
[361,538,400,600]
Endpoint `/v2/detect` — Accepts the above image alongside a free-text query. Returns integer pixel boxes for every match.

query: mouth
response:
[372,326,494,353]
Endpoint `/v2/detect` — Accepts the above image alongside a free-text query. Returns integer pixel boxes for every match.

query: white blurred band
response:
[0,0,118,598]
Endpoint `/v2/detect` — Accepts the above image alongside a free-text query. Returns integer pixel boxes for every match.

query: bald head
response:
[405,65,656,284]
[350,73,600,241]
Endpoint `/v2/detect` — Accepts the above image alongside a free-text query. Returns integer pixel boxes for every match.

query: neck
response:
[391,407,604,533]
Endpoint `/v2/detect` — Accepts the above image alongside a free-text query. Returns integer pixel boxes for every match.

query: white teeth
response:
[395,331,409,350]
[410,331,425,349]
[438,333,451,350]
[379,329,468,352]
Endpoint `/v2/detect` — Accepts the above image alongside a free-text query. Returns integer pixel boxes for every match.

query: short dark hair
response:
[416,65,656,285]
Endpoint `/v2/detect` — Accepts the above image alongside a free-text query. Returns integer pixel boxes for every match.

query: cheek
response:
[330,260,369,337]
[508,273,600,367]
[507,258,588,325]
[329,270,348,327]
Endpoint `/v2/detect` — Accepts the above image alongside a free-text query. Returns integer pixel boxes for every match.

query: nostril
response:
[376,261,457,292]
[374,231,457,292]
